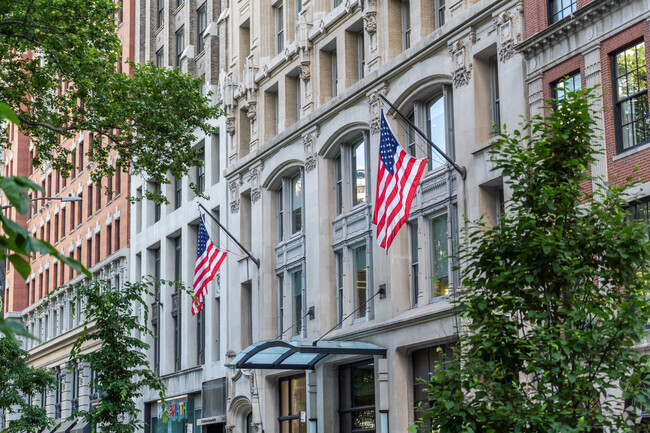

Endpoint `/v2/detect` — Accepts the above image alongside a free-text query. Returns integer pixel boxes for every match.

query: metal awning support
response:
[231,340,387,370]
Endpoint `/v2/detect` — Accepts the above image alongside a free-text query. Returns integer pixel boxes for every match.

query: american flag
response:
[373,110,427,250]
[192,217,226,315]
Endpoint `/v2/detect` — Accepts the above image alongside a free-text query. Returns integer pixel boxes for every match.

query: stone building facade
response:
[217,0,525,432]
[1,0,135,431]
[131,0,230,431]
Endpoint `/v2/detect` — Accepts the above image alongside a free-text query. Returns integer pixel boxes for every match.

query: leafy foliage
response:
[417,87,650,433]
[0,336,55,432]
[69,278,171,433]
[0,0,222,198]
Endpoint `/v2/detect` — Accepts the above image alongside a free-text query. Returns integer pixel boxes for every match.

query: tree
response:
[0,335,56,432]
[417,87,650,433]
[69,277,180,433]
[0,0,221,198]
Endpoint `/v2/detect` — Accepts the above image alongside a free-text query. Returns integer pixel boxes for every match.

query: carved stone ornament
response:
[249,164,263,203]
[299,61,311,81]
[229,180,240,214]
[448,40,472,88]
[225,425,235,433]
[363,11,377,34]
[366,88,386,135]
[246,101,257,120]
[226,116,236,136]
[303,128,320,172]
[492,8,522,63]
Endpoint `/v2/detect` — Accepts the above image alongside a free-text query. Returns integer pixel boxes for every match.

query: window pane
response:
[291,376,306,413]
[352,141,366,206]
[291,174,302,234]
[277,190,284,242]
[430,213,449,297]
[427,96,446,170]
[353,246,367,319]
[292,270,303,335]
[352,363,375,407]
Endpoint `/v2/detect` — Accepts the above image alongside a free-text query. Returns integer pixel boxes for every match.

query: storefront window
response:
[339,360,375,433]
[155,396,194,433]
[279,375,307,433]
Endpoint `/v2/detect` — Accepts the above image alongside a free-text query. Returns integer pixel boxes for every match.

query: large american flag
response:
[192,217,226,315]
[373,110,427,250]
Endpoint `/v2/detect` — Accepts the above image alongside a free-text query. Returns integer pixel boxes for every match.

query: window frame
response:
[547,0,576,25]
[275,3,285,55]
[197,4,207,54]
[338,359,376,433]
[551,71,582,107]
[401,0,411,50]
[176,27,185,69]
[611,40,649,154]
[278,374,307,432]
[157,0,164,29]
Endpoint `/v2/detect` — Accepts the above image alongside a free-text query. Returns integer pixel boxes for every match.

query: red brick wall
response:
[600,21,650,186]
[524,0,548,38]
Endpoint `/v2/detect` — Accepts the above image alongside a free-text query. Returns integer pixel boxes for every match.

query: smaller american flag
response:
[192,217,226,315]
[373,110,427,251]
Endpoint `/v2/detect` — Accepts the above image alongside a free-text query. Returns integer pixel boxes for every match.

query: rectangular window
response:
[197,149,205,193]
[436,0,445,27]
[96,183,101,210]
[46,220,50,243]
[95,232,101,264]
[552,71,581,106]
[87,238,92,266]
[115,166,121,195]
[156,48,164,68]
[548,0,576,25]
[412,344,455,423]
[489,56,501,134]
[277,189,284,242]
[427,92,449,171]
[174,177,182,209]
[612,41,648,152]
[115,220,121,251]
[291,269,303,336]
[358,31,365,80]
[107,223,112,256]
[409,221,419,307]
[77,195,83,226]
[278,275,285,336]
[334,154,343,215]
[55,214,59,241]
[275,4,284,54]
[406,112,416,156]
[333,0,342,7]
[353,245,367,319]
[279,375,307,433]
[351,140,366,206]
[176,28,185,69]
[153,247,161,374]
[197,5,207,54]
[401,0,411,50]
[332,50,338,97]
[88,185,93,216]
[174,236,182,371]
[339,360,375,433]
[71,149,76,178]
[291,173,302,234]
[78,139,84,169]
[336,251,344,325]
[153,183,161,222]
[430,213,449,298]
[157,0,164,29]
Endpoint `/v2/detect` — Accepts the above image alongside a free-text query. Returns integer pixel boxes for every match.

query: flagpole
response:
[198,203,260,268]
[377,92,467,179]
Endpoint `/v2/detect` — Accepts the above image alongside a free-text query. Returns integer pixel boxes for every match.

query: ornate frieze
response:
[366,84,387,134]
[229,180,240,214]
[303,127,320,172]
[448,39,472,88]
[492,7,523,63]
[249,163,263,203]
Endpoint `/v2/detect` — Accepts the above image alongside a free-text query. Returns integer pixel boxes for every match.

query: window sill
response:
[613,140,650,161]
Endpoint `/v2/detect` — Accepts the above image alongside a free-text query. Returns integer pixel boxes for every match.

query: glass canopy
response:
[232,340,387,370]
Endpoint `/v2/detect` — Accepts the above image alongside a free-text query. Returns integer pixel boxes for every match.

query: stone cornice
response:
[517,0,629,58]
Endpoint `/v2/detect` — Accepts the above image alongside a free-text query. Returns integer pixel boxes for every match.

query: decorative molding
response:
[493,7,523,63]
[226,116,236,136]
[366,85,388,134]
[299,61,311,81]
[448,39,472,88]
[363,11,377,34]
[249,164,263,203]
[229,180,240,214]
[303,127,320,172]
[245,101,257,120]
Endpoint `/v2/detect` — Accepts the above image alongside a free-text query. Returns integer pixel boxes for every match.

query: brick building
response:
[1,0,135,431]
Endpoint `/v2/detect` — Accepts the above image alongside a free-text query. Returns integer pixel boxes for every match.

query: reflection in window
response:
[291,269,303,336]
[353,245,367,319]
[548,0,576,24]
[427,94,447,170]
[279,375,307,433]
[430,213,449,297]
[291,174,302,234]
[335,154,343,215]
[339,360,375,433]
[412,344,456,424]
[352,140,366,206]
[552,72,581,104]
[612,41,649,152]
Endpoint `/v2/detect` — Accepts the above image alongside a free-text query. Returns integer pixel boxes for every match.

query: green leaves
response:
[0,0,222,200]
[416,86,650,433]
